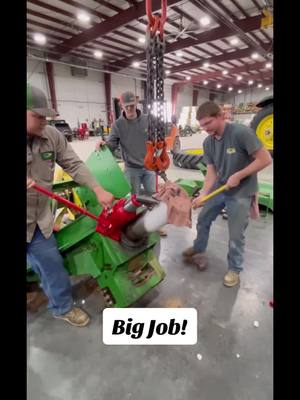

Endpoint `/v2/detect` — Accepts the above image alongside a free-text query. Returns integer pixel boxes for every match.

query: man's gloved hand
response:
[95,139,106,150]
[93,186,115,209]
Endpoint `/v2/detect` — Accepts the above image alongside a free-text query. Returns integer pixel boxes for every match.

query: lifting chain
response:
[144,0,170,181]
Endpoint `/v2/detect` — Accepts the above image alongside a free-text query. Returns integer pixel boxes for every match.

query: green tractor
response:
[250,96,273,156]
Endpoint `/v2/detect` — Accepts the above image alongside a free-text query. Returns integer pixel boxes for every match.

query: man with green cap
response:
[27,84,114,327]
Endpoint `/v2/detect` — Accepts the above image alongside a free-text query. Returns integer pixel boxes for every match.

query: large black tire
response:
[173,151,205,169]
[113,146,123,160]
[172,136,181,154]
[250,103,273,156]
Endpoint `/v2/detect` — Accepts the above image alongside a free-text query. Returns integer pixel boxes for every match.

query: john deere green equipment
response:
[176,161,273,212]
[27,148,166,308]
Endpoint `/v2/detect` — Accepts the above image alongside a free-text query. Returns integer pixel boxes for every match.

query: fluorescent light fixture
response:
[203,80,208,85]
[166,70,171,75]
[200,16,211,26]
[33,33,46,45]
[77,11,90,23]
[248,80,254,85]
[186,76,191,80]
[266,62,272,68]
[132,61,140,68]
[203,62,210,68]
[94,50,103,59]
[251,52,259,59]
[176,51,183,57]
[228,87,233,91]
[230,37,239,46]
[265,87,270,91]
[217,84,222,88]
[222,70,228,75]
[236,75,242,81]
[257,83,263,88]
[138,37,146,44]
[238,89,242,93]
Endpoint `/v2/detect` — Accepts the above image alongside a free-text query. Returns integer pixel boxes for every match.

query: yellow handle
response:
[201,184,228,202]
[193,184,228,209]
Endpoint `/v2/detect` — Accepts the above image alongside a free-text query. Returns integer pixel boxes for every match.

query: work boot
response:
[182,247,197,257]
[54,307,90,327]
[223,271,240,287]
[190,253,208,271]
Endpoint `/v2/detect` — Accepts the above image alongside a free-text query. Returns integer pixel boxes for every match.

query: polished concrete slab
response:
[27,212,273,400]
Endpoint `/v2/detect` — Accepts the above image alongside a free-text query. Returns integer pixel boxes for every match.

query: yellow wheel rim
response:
[256,114,273,151]
[182,148,204,155]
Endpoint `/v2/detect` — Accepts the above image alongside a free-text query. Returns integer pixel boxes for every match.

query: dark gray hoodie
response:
[106,109,148,169]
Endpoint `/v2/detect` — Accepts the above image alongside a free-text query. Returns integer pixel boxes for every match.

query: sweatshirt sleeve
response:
[106,122,120,152]
[55,132,99,190]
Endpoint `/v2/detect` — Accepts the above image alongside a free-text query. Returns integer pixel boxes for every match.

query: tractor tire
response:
[113,146,123,160]
[173,149,205,169]
[172,136,181,154]
[250,104,273,155]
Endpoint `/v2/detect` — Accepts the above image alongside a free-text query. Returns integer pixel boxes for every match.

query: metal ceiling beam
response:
[28,0,76,19]
[27,27,66,42]
[167,46,270,74]
[59,0,108,20]
[173,71,272,87]
[172,61,269,81]
[250,0,263,11]
[93,0,122,13]
[190,0,269,57]
[229,0,249,18]
[212,1,237,21]
[125,0,139,7]
[51,0,182,54]
[27,9,81,29]
[27,19,73,37]
[112,14,263,70]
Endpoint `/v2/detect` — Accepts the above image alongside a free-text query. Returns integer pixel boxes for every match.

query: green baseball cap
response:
[120,91,137,106]
[27,84,56,117]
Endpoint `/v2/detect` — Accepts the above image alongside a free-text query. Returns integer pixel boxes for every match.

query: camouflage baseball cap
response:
[119,91,137,106]
[27,84,56,117]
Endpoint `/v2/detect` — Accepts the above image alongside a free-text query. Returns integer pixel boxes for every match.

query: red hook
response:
[146,0,167,39]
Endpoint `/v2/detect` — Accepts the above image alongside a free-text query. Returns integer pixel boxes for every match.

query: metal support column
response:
[171,83,179,116]
[104,72,112,126]
[192,88,198,106]
[45,62,57,113]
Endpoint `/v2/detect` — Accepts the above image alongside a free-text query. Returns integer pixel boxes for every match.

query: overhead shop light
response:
[230,37,239,46]
[33,33,47,45]
[94,50,103,59]
[200,16,211,27]
[77,11,90,23]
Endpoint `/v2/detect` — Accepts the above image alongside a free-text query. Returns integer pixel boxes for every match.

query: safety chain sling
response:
[144,0,170,182]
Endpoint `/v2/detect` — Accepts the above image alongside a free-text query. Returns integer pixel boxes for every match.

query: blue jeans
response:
[193,194,252,273]
[27,226,73,316]
[125,167,156,195]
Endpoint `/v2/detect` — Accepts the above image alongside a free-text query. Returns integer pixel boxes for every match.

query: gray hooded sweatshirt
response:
[106,109,148,169]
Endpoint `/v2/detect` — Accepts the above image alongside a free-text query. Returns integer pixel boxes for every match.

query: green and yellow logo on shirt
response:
[226,147,236,154]
[40,151,55,161]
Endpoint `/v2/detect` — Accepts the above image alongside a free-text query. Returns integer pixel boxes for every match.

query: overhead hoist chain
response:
[144,0,170,181]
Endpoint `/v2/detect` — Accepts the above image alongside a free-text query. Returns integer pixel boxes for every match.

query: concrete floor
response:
[27,135,273,400]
